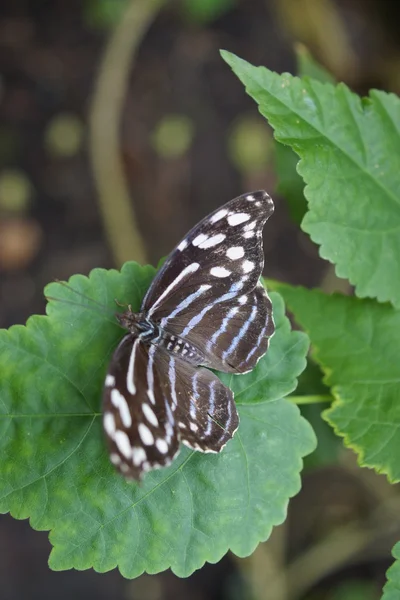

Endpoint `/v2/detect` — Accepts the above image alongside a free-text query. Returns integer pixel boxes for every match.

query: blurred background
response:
[0,0,399,599]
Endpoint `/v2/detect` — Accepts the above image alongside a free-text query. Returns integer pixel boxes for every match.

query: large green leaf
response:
[0,263,315,576]
[382,542,400,599]
[271,282,400,482]
[221,50,400,308]
[274,46,335,226]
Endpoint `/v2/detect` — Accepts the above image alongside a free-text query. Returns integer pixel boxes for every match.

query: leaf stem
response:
[289,394,332,405]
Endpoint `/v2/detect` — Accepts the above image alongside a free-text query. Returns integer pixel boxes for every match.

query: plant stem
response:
[289,394,332,405]
[89,0,165,267]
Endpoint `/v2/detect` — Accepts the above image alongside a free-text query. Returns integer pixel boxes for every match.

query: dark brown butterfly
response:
[103,191,275,479]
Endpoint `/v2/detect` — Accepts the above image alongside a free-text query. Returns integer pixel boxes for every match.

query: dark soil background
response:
[0,1,399,599]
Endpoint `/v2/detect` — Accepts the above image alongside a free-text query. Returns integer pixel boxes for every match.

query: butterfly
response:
[103,190,275,479]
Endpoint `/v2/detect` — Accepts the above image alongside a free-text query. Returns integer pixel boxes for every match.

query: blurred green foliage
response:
[328,579,379,600]
[228,115,272,174]
[84,0,128,29]
[45,113,84,158]
[152,114,195,158]
[0,169,33,213]
[180,0,237,24]
[296,43,336,84]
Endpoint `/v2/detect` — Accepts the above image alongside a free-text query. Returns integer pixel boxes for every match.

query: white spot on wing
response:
[210,208,228,223]
[165,421,174,440]
[243,230,255,238]
[238,295,247,304]
[105,374,115,387]
[177,239,188,251]
[189,422,199,432]
[146,346,156,407]
[147,389,156,404]
[181,280,245,337]
[142,403,158,427]
[138,423,154,446]
[205,381,217,436]
[244,220,256,231]
[132,446,146,466]
[243,260,254,273]
[147,262,200,315]
[243,320,270,366]
[126,338,139,395]
[192,233,208,247]
[223,303,258,360]
[210,266,231,278]
[206,305,239,351]
[104,412,116,438]
[198,233,226,249]
[226,246,244,260]
[227,212,250,226]
[156,438,169,454]
[115,430,132,459]
[111,388,132,428]
[169,357,178,408]
[161,284,211,326]
[110,452,121,465]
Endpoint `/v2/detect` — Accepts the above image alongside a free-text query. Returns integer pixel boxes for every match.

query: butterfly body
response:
[104,190,275,479]
[116,311,159,341]
[118,309,207,364]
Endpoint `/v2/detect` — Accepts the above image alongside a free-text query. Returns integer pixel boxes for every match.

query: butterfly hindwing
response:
[103,335,180,478]
[157,281,274,373]
[153,348,239,452]
[103,339,238,477]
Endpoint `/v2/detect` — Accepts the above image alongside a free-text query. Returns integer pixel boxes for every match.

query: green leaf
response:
[382,542,400,599]
[274,46,334,225]
[274,47,335,225]
[221,50,400,308]
[271,282,400,482]
[0,263,315,576]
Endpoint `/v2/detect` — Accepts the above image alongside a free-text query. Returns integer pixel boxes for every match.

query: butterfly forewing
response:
[103,190,275,479]
[142,191,274,323]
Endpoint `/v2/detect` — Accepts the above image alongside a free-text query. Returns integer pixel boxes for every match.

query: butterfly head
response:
[116,308,159,342]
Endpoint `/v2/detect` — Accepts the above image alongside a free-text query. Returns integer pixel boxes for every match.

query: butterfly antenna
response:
[53,279,114,312]
[46,280,117,320]
[45,294,119,322]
